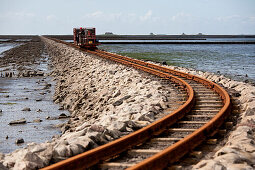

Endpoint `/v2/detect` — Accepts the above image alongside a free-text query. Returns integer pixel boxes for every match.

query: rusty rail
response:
[128,80,231,170]
[91,49,231,170]
[41,37,231,170]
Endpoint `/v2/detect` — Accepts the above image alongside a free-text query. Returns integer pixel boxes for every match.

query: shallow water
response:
[15,39,32,42]
[0,43,21,56]
[0,45,69,153]
[99,43,255,83]
[0,39,10,42]
[0,77,68,153]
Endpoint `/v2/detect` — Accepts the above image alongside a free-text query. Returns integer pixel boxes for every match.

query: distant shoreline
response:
[47,34,255,40]
[100,41,255,44]
[1,35,255,41]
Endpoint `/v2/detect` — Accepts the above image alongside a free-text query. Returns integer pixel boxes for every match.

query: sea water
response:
[99,42,255,83]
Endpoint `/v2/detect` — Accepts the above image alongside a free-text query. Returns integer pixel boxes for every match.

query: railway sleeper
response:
[42,38,231,170]
[195,96,222,101]
[169,123,234,168]
[182,116,213,121]
[171,112,236,169]
[100,150,204,170]
[134,141,173,150]
[196,100,222,104]
[195,93,219,97]
[100,162,134,169]
[173,123,205,129]
[161,130,193,139]
[193,105,223,109]
[191,109,220,113]
[150,137,217,145]
[194,91,217,94]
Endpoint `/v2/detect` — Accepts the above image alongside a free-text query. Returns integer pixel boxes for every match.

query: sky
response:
[0,0,255,35]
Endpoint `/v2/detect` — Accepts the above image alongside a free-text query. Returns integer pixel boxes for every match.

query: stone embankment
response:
[0,41,46,78]
[0,38,175,169]
[1,37,254,169]
[158,64,255,169]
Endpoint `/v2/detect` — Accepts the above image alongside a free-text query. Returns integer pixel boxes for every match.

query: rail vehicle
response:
[73,27,100,49]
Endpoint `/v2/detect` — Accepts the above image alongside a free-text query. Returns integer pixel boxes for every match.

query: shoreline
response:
[0,38,254,169]
[100,41,255,44]
[43,34,255,40]
[0,40,69,154]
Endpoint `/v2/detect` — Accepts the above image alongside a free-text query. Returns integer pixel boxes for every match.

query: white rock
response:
[61,129,86,140]
[52,143,72,162]
[192,160,225,170]
[107,121,127,132]
[0,163,8,170]
[225,163,254,170]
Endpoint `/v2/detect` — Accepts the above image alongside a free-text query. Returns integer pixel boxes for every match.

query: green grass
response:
[117,52,180,66]
[119,52,165,62]
[0,91,9,93]
[0,102,17,105]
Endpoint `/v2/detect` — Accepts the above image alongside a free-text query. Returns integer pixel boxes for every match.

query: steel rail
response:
[41,37,194,170]
[41,37,231,170]
[92,49,231,169]
[128,81,231,170]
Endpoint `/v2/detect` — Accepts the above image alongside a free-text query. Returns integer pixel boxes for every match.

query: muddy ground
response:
[0,38,69,153]
[0,35,40,43]
[0,40,44,75]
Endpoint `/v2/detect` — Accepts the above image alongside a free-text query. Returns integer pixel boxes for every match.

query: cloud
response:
[83,10,160,24]
[248,16,255,23]
[215,15,255,25]
[84,11,122,22]
[0,11,35,20]
[46,14,57,21]
[14,12,34,18]
[140,10,152,21]
[248,16,255,20]
[86,11,104,18]
[216,15,241,22]
[171,12,193,22]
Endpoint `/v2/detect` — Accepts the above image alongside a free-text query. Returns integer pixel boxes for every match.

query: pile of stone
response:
[17,69,44,77]
[0,41,45,79]
[0,37,173,169]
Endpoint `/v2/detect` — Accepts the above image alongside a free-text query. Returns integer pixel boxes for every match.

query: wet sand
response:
[0,39,69,153]
[0,77,68,153]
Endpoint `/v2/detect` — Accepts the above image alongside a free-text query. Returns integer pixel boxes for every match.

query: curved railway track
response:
[42,37,231,170]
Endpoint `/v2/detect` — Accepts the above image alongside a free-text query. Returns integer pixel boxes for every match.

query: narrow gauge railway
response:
[42,37,231,170]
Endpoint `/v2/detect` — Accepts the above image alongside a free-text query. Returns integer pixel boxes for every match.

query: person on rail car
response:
[76,33,79,45]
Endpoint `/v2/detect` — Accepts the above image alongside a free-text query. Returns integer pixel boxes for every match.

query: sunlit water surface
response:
[99,43,255,83]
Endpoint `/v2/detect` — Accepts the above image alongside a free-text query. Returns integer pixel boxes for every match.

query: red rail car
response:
[73,27,100,49]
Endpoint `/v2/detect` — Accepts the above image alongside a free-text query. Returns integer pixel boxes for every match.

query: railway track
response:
[42,37,231,170]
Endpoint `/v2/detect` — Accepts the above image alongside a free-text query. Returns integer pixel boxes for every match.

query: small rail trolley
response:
[73,27,100,49]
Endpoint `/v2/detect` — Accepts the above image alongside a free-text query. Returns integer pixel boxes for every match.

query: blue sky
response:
[0,0,255,35]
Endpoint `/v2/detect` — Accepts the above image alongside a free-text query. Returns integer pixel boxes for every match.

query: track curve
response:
[41,37,231,170]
